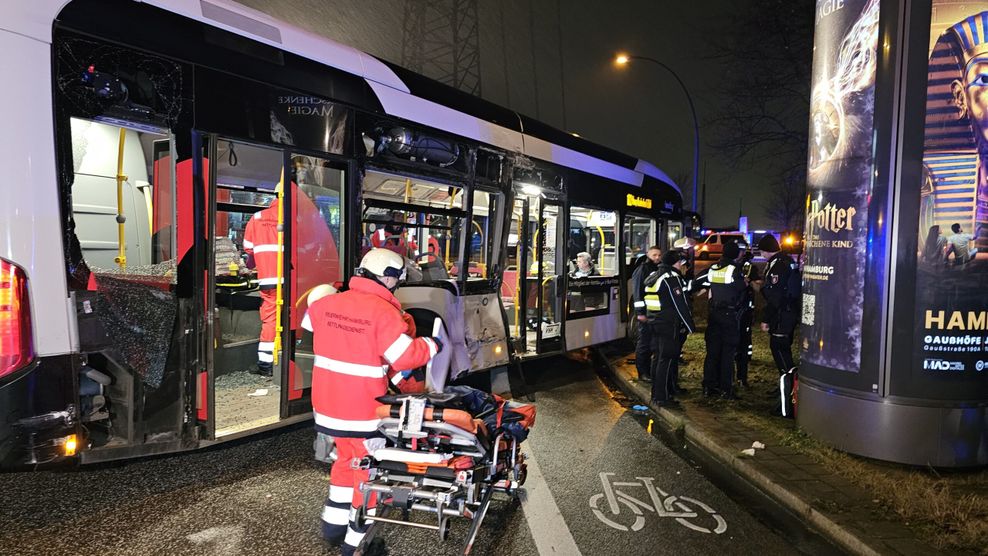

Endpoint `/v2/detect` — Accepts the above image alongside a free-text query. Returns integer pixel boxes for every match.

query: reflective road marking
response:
[589,472,727,534]
[186,525,244,554]
[519,443,583,555]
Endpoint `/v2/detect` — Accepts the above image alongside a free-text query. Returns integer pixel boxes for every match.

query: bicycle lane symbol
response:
[589,472,728,534]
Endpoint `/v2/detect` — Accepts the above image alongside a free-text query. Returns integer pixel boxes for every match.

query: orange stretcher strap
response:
[374,404,481,434]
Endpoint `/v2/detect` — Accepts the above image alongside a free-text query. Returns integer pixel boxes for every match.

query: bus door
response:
[504,189,564,356]
[284,153,345,418]
[205,138,286,439]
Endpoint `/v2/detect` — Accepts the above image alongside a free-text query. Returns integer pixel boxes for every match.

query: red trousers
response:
[257,289,277,366]
[321,437,381,555]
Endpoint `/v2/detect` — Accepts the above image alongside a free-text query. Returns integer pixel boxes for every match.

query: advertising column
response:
[802,0,881,372]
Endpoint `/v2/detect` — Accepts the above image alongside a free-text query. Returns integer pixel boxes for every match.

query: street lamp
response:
[614,53,699,215]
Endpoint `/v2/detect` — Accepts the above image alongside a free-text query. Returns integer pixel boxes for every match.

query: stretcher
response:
[354,389,535,555]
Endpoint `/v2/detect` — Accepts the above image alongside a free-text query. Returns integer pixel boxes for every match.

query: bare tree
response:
[704,0,814,178]
[763,168,806,232]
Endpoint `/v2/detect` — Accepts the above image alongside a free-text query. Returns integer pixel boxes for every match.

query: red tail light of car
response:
[0,257,33,379]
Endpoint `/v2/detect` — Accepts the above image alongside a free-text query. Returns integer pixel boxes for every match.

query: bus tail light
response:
[0,257,34,379]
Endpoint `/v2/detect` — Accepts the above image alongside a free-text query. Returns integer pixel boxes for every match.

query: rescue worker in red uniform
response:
[242,183,283,376]
[303,248,442,555]
[370,213,414,257]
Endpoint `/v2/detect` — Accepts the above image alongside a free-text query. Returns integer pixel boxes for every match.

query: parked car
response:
[696,233,749,260]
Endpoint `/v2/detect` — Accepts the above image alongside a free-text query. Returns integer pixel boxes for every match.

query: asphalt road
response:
[0,357,803,556]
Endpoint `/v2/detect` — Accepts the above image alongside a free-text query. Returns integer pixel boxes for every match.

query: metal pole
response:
[628,56,699,215]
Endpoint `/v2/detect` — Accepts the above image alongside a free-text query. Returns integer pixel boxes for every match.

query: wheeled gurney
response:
[354,388,535,554]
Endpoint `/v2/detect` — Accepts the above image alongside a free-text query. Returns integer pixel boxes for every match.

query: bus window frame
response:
[461,185,504,294]
[623,212,659,260]
[358,167,469,289]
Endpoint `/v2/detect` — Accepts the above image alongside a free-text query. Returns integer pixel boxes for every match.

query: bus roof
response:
[16,0,680,195]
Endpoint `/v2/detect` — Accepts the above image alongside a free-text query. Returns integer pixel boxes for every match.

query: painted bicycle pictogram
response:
[589,472,727,534]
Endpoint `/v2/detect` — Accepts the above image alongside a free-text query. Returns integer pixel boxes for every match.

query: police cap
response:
[757,234,781,252]
[661,249,685,266]
[722,241,740,261]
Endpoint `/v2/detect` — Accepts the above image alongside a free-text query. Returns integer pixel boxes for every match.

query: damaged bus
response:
[0,0,683,467]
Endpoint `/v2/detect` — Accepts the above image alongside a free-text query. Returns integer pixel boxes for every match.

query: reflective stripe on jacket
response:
[707,264,736,284]
[243,202,283,290]
[643,265,696,332]
[303,275,437,437]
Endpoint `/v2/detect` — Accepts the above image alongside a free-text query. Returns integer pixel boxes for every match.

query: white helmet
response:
[360,248,407,280]
[674,237,697,250]
[306,283,337,306]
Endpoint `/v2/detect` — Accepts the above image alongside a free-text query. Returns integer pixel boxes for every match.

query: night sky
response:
[234,0,806,228]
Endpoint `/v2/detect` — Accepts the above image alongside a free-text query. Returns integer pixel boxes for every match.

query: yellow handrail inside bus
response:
[115,127,128,269]
[145,188,154,238]
[273,177,285,366]
[469,219,484,276]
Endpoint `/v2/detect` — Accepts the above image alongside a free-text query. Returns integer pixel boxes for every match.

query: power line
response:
[401,0,482,96]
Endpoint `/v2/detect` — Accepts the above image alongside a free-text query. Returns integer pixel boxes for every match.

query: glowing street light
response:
[613,52,700,215]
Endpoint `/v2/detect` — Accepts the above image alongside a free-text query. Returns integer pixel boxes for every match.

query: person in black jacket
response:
[758,234,801,375]
[642,249,694,405]
[631,246,662,382]
[694,241,748,399]
[735,249,762,387]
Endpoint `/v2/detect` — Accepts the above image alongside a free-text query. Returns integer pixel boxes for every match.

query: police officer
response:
[735,248,762,387]
[695,241,747,399]
[632,246,662,382]
[758,234,800,375]
[642,249,695,406]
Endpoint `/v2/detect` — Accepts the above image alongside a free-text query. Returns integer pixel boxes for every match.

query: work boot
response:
[253,362,273,378]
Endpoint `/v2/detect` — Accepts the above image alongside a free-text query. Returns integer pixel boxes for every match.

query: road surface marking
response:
[187,525,244,554]
[589,472,727,534]
[519,443,583,555]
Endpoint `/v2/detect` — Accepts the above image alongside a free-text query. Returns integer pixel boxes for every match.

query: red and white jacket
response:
[303,276,438,437]
[242,202,281,289]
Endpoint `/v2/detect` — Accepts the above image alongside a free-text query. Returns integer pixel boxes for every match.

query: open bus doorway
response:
[206,140,345,439]
[503,187,564,356]
[209,140,284,438]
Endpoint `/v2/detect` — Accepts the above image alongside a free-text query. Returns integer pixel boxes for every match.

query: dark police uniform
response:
[642,255,694,404]
[761,251,800,374]
[695,249,747,398]
[631,256,659,382]
[735,253,761,386]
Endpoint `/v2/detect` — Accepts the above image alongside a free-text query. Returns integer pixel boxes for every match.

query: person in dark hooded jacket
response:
[694,241,747,399]
[631,246,662,382]
[641,249,694,405]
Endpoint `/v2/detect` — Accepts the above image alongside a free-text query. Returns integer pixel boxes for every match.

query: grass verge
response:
[660,296,988,554]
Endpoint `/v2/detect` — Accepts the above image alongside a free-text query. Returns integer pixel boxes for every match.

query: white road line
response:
[519,443,583,555]
[186,525,244,555]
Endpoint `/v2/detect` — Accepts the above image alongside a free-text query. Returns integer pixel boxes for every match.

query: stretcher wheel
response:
[516,464,527,487]
[438,517,450,541]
